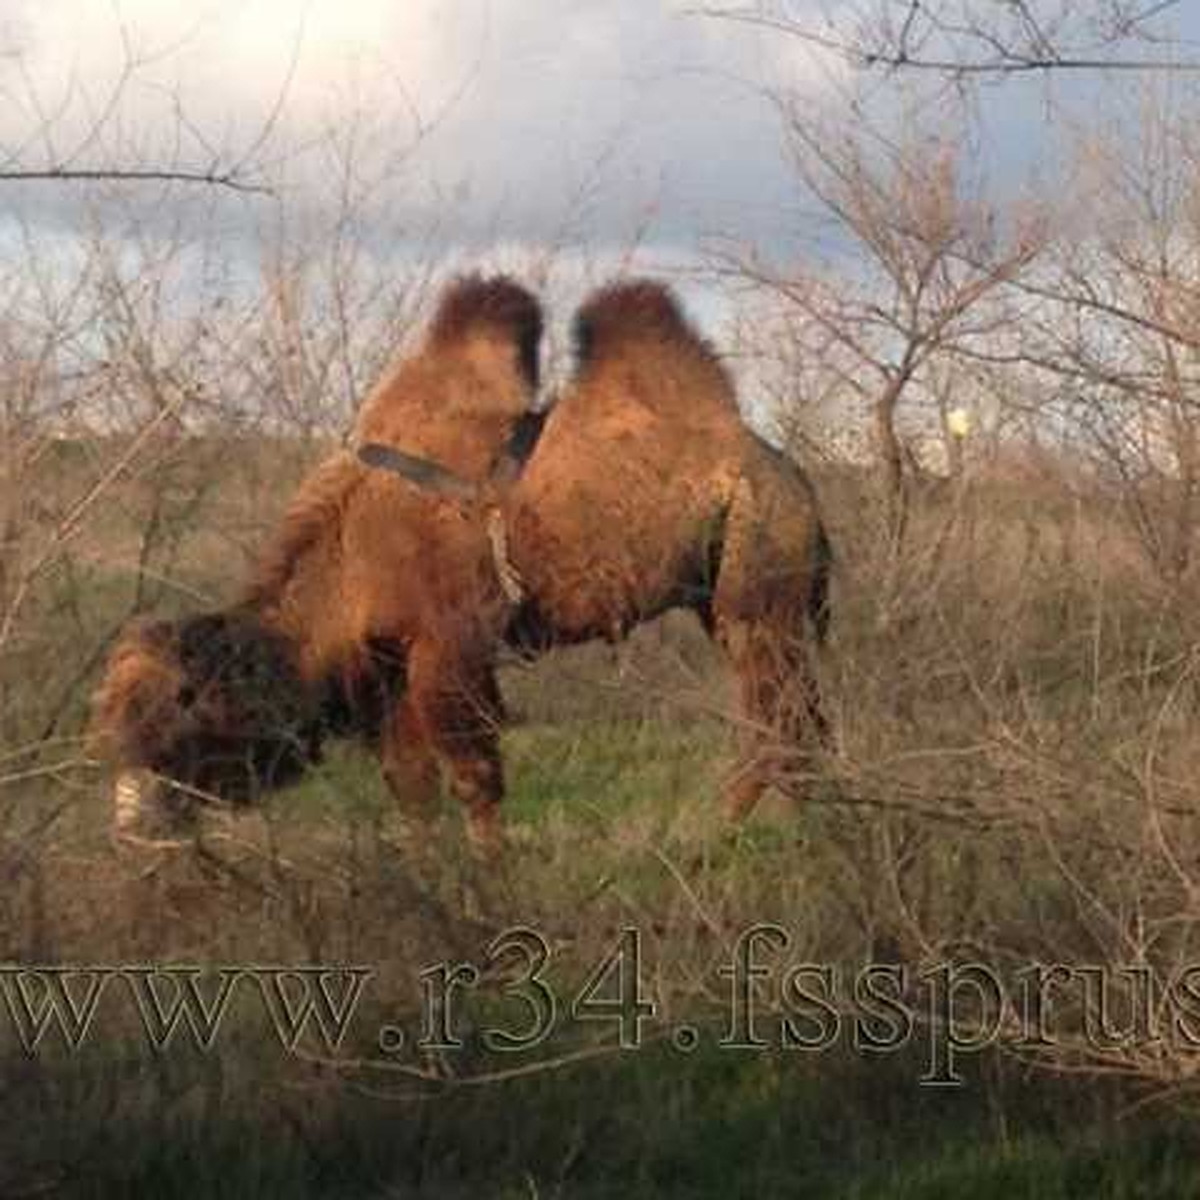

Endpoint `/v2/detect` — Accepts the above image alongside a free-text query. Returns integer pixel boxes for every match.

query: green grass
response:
[503,715,725,825]
[6,1038,1197,1198]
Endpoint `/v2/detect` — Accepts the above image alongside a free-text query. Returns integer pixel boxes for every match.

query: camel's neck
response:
[241,452,357,627]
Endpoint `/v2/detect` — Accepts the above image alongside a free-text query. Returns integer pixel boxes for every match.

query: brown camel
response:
[363,280,832,820]
[91,274,543,848]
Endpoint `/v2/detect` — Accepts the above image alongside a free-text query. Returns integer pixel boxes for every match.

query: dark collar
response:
[356,442,479,499]
[356,410,548,497]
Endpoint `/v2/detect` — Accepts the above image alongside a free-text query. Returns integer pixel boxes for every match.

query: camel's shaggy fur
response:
[91,275,543,847]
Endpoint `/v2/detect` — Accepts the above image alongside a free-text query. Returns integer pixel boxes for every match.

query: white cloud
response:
[0,0,845,252]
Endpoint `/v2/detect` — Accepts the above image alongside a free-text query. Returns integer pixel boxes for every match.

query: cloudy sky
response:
[3,2,1199,334]
[0,1,850,259]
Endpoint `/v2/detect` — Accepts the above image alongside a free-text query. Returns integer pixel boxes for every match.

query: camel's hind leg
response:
[709,473,831,821]
[713,616,827,820]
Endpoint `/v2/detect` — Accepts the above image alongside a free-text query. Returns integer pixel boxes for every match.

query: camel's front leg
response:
[380,691,443,825]
[399,634,507,853]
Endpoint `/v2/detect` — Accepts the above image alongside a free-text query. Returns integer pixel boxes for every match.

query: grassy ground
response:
[3,695,1200,1197]
[7,450,1200,1194]
[6,1037,1200,1198]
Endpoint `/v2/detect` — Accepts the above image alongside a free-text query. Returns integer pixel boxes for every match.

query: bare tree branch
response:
[699,1,1200,79]
[0,165,272,193]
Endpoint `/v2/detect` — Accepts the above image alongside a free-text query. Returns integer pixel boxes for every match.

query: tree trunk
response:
[876,372,908,547]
